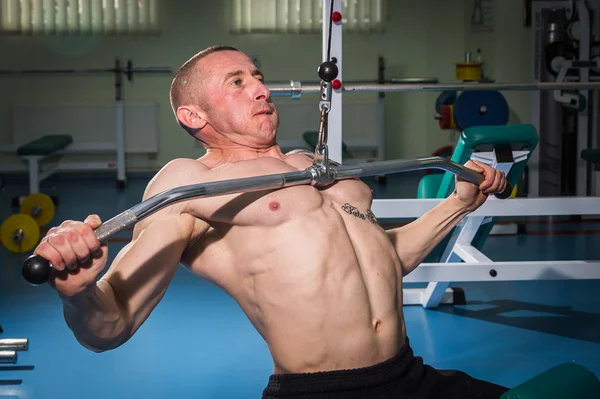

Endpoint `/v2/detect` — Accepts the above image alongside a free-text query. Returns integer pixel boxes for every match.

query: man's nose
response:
[254,80,270,101]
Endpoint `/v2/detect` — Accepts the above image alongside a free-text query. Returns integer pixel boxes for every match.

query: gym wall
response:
[0,0,531,172]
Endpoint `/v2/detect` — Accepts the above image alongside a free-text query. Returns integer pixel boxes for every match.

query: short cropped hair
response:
[169,45,240,132]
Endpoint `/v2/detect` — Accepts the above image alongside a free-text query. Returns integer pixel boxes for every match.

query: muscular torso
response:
[181,153,406,374]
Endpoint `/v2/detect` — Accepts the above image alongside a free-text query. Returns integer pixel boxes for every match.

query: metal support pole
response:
[267,80,600,97]
[115,59,126,188]
[323,0,342,164]
[27,157,40,194]
[577,1,591,196]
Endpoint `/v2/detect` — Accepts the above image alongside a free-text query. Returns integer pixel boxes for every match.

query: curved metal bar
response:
[93,170,316,242]
[49,156,485,246]
[333,157,484,186]
[22,156,503,285]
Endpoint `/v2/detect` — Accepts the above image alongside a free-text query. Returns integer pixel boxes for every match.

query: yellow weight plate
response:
[20,193,55,227]
[0,214,40,253]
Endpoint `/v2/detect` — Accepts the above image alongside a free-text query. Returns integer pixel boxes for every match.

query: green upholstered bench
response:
[15,134,73,196]
[17,135,73,157]
[501,362,600,399]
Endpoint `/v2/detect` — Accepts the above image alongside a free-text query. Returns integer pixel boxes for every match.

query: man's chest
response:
[206,154,375,226]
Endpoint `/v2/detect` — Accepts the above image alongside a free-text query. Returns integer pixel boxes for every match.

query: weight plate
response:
[20,193,55,227]
[0,214,40,253]
[435,91,457,114]
[453,90,509,131]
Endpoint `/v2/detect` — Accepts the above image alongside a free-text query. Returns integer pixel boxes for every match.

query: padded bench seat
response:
[17,135,73,157]
[501,362,600,399]
[12,134,74,196]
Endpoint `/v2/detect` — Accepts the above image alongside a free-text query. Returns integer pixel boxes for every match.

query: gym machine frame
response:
[0,59,172,189]
[529,0,600,197]
[263,0,600,308]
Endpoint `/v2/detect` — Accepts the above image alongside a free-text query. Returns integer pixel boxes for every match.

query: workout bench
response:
[17,135,73,195]
[0,134,73,198]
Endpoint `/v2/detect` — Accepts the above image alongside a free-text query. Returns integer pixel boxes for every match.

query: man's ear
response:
[176,105,208,130]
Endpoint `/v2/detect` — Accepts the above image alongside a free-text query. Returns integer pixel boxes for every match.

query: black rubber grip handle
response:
[22,210,138,286]
[495,183,514,199]
[22,255,52,285]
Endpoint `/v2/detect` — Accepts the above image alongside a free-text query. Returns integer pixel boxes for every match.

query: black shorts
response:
[262,339,509,399]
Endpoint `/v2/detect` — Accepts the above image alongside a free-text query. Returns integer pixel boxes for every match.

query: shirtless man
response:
[34,45,510,398]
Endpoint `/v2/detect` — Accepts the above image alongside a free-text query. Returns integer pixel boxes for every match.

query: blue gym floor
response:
[1,173,599,399]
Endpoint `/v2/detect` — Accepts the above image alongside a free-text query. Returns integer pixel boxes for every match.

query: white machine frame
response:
[374,193,600,308]
[374,145,600,308]
[0,141,123,195]
[321,0,600,308]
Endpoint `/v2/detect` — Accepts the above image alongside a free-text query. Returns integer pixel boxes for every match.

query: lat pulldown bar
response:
[21,155,512,286]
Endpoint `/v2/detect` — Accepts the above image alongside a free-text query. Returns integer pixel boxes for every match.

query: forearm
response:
[60,215,193,352]
[387,193,471,275]
[61,279,129,352]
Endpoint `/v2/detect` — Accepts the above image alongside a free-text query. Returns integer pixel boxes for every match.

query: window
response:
[0,0,159,35]
[232,0,385,34]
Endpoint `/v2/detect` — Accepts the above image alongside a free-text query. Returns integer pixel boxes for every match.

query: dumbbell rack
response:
[0,326,32,386]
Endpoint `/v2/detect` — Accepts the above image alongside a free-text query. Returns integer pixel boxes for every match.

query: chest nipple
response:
[269,201,281,211]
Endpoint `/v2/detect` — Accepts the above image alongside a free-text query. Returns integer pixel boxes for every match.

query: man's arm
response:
[386,193,470,276]
[57,159,210,352]
[62,213,197,351]
[386,160,507,276]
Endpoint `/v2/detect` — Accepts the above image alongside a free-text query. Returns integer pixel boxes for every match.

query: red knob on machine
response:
[332,79,342,90]
[438,105,452,130]
[332,11,342,23]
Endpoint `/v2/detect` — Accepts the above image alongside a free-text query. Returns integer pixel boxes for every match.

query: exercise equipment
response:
[19,193,55,227]
[530,0,600,196]
[0,379,22,385]
[0,366,34,371]
[455,61,482,81]
[0,59,172,189]
[452,90,509,131]
[267,79,600,97]
[434,52,509,132]
[0,337,32,386]
[21,155,514,285]
[412,124,538,306]
[0,339,28,351]
[581,148,600,195]
[0,352,16,364]
[0,214,40,254]
[501,363,600,399]
[435,91,458,130]
[1,193,55,253]
[11,134,73,197]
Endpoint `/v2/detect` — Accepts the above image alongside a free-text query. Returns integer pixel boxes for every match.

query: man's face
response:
[197,51,279,148]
